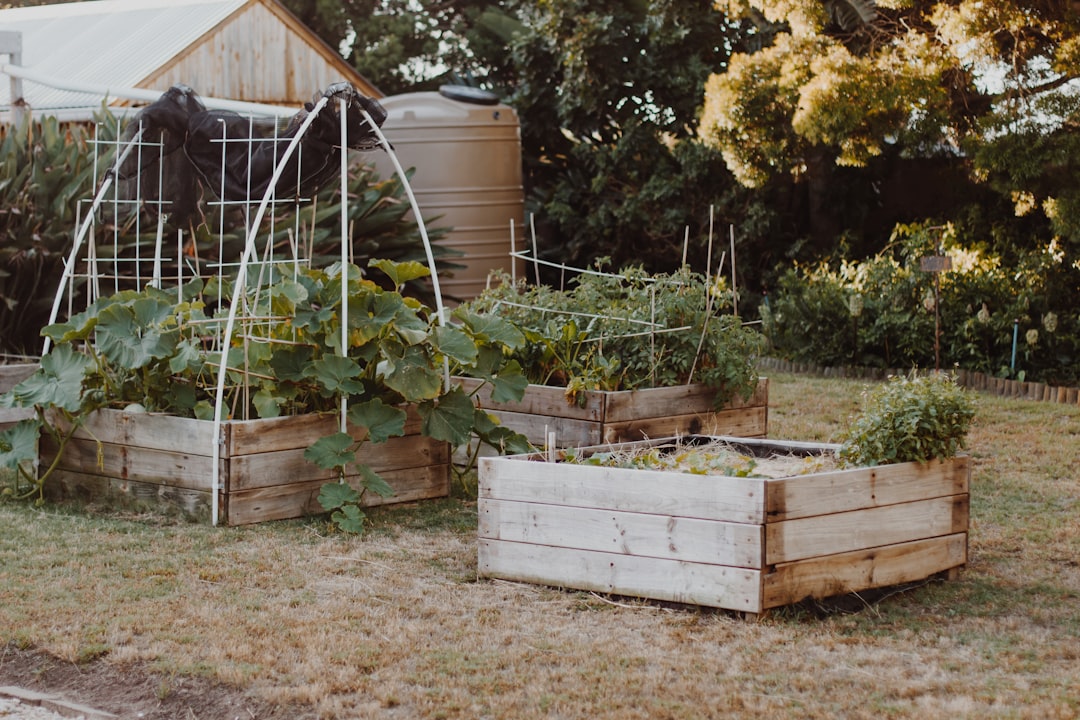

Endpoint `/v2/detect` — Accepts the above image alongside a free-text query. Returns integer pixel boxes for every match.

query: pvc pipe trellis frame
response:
[207,96,447,525]
[0,61,296,119]
[38,84,446,527]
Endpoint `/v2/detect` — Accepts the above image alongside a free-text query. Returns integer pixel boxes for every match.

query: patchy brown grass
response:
[2,372,1079,719]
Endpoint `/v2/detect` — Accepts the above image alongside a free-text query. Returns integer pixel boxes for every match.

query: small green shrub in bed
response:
[839,372,975,467]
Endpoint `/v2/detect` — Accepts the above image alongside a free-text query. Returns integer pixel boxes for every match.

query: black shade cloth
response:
[116,83,387,227]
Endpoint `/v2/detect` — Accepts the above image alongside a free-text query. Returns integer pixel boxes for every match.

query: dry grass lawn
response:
[1,372,1078,718]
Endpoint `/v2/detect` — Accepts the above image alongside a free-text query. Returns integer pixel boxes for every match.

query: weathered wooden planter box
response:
[478,436,969,615]
[0,363,38,431]
[40,407,450,525]
[458,378,769,448]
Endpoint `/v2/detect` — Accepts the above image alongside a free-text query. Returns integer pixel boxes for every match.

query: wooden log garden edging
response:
[477,435,969,615]
[758,356,1080,406]
[458,377,769,449]
[40,407,450,525]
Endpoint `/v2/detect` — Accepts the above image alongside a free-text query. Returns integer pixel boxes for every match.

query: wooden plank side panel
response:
[44,468,213,522]
[478,498,764,568]
[765,494,969,565]
[475,408,602,448]
[766,456,971,521]
[224,407,426,457]
[52,409,217,456]
[227,435,450,490]
[762,533,967,609]
[602,379,768,422]
[40,436,216,491]
[0,406,34,431]
[601,407,767,444]
[479,457,765,523]
[225,464,450,526]
[478,539,763,613]
[0,363,36,393]
[457,377,605,421]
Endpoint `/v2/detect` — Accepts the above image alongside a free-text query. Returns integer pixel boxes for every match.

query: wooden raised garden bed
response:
[41,407,449,525]
[477,435,969,615]
[459,377,769,448]
[0,363,37,431]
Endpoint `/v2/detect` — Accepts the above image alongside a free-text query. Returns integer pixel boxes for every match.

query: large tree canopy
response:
[282,0,518,96]
[699,0,1080,242]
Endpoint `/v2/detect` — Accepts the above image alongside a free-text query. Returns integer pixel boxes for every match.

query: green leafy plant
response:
[460,265,765,407]
[0,259,531,530]
[0,116,103,354]
[838,372,975,467]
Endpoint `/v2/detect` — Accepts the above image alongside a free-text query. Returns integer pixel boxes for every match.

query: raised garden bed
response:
[458,377,768,448]
[477,435,969,615]
[0,363,37,431]
[41,407,449,525]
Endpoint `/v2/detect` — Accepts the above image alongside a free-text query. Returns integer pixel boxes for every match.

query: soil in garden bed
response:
[563,436,840,478]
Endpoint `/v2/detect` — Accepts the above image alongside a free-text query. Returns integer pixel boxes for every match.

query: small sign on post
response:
[920,254,952,371]
[920,256,952,273]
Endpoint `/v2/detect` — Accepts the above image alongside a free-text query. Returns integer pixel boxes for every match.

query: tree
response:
[281,0,519,96]
[507,0,758,275]
[699,0,1080,247]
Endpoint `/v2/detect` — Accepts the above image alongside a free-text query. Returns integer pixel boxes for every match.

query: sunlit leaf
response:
[317,480,361,511]
[347,398,406,443]
[369,258,431,287]
[305,432,356,470]
[9,345,91,411]
[431,325,478,365]
[307,355,366,395]
[359,465,394,498]
[0,418,41,469]
[381,343,442,400]
[453,308,526,349]
[330,503,367,533]
[417,387,474,446]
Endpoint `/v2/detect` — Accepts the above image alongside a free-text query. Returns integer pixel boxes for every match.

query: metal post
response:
[0,31,27,128]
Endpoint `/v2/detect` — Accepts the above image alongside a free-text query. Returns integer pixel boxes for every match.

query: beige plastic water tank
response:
[372,85,525,302]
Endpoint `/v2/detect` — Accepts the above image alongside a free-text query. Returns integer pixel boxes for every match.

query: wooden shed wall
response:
[138,0,381,105]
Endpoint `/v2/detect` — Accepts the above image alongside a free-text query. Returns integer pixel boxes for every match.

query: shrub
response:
[461,265,765,407]
[763,221,1080,385]
[838,372,975,467]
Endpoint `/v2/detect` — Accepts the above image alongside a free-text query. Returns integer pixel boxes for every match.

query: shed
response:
[0,0,380,123]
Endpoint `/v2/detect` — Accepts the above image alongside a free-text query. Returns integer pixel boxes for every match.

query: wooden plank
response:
[226,434,449,490]
[766,456,970,521]
[40,435,216,491]
[478,498,764,568]
[479,456,766,523]
[0,363,37,393]
[44,468,213,521]
[457,377,605,421]
[762,533,967,609]
[52,409,218,456]
[478,539,763,613]
[601,406,767,444]
[474,408,602,448]
[224,464,450,525]
[0,406,34,431]
[602,379,768,422]
[765,494,969,565]
[224,406,426,456]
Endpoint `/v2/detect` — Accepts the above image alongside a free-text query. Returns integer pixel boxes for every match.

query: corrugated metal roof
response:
[0,0,248,114]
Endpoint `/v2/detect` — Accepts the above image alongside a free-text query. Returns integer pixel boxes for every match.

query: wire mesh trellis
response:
[43,82,444,525]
